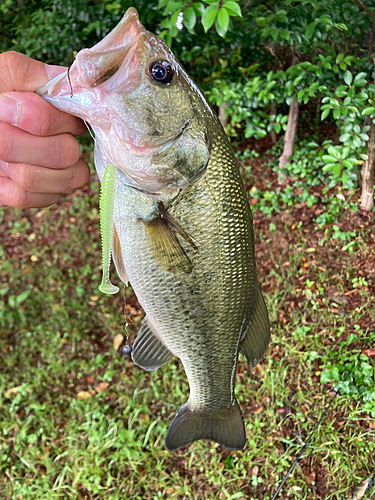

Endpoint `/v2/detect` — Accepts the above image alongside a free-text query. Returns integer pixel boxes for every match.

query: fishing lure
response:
[98,164,119,295]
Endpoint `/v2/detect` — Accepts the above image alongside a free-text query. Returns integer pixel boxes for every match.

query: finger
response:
[0,159,8,176]
[0,177,62,209]
[0,92,87,137]
[0,122,80,168]
[7,159,90,194]
[0,51,66,93]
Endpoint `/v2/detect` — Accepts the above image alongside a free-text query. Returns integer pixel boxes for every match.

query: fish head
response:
[36,7,213,195]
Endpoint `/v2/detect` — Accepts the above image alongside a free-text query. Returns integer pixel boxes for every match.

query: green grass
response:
[0,171,374,500]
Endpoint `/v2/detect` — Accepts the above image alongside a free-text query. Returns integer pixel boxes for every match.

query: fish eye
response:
[149,61,173,84]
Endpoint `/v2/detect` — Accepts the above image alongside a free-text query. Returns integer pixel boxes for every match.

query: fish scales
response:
[36,6,270,451]
[114,127,254,412]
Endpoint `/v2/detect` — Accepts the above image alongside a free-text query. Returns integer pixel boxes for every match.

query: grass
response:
[0,156,374,500]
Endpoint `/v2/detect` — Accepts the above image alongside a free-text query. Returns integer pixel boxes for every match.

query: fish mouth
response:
[35,7,144,108]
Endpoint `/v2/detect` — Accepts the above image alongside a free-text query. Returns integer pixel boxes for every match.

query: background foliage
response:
[1,1,375,499]
[1,0,375,210]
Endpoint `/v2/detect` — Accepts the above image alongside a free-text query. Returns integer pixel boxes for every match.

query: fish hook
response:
[67,65,73,98]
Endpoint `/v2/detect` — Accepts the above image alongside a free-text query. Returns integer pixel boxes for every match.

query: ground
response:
[0,140,374,500]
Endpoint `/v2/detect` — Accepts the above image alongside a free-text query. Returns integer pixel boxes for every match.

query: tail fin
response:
[165,400,246,451]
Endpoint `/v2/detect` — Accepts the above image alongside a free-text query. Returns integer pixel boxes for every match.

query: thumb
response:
[0,51,66,93]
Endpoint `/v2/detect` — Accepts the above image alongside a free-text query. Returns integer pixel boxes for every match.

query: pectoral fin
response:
[143,203,198,274]
[240,282,270,368]
[112,227,129,285]
[131,317,175,371]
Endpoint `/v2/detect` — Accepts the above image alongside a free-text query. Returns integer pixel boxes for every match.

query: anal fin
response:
[240,281,270,368]
[131,317,175,371]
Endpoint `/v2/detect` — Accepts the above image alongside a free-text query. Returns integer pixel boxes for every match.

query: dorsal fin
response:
[240,282,270,368]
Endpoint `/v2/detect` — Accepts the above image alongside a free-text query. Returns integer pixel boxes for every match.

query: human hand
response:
[0,51,90,208]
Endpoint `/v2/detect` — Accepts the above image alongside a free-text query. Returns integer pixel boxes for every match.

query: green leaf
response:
[183,7,196,30]
[322,155,337,162]
[192,2,205,15]
[222,1,242,17]
[255,16,266,26]
[362,107,375,116]
[333,108,340,120]
[16,290,31,306]
[271,27,279,41]
[327,145,340,159]
[163,1,182,15]
[215,17,226,37]
[305,22,316,40]
[339,133,350,143]
[217,7,229,31]
[322,162,338,172]
[343,70,353,86]
[336,53,344,64]
[335,85,348,97]
[281,29,290,40]
[202,4,218,32]
[332,163,341,175]
[354,79,367,88]
[275,9,287,23]
[321,108,330,121]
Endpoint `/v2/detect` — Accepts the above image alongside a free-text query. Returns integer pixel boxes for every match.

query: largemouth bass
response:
[37,7,270,451]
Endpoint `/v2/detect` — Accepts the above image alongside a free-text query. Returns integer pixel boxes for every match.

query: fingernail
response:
[0,94,22,126]
[0,158,8,174]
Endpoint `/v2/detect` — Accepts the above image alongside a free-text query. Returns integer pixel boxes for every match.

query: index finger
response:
[0,51,64,93]
[0,52,86,136]
[0,92,87,137]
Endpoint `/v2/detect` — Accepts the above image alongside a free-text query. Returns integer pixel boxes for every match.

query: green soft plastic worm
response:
[98,164,119,295]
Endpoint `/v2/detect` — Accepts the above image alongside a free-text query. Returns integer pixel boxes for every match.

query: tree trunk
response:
[361,118,375,211]
[270,102,277,144]
[279,96,299,170]
[218,102,228,129]
[316,96,321,124]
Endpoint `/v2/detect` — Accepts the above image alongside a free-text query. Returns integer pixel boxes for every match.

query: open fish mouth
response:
[35,7,144,113]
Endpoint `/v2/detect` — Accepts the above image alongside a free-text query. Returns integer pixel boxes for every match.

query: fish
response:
[36,7,270,451]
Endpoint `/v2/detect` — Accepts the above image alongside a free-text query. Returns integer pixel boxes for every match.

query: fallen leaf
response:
[4,386,21,398]
[113,333,124,351]
[77,391,92,400]
[362,349,375,357]
[95,382,109,393]
[305,472,316,485]
[254,406,264,414]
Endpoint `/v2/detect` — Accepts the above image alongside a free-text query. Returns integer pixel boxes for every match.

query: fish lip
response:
[35,7,143,99]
